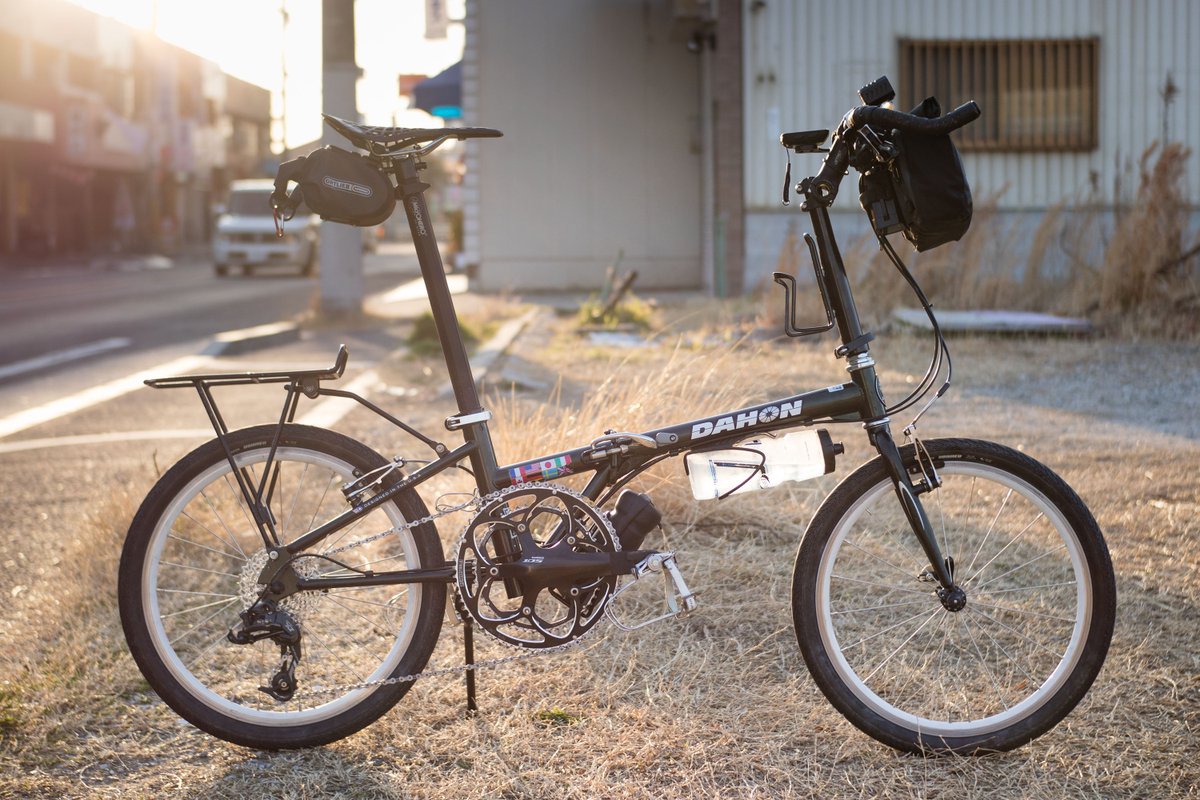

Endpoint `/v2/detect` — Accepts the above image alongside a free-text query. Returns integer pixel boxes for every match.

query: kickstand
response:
[454,592,478,715]
[463,616,477,714]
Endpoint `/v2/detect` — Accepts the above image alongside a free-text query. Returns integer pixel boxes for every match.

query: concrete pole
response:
[319,0,364,318]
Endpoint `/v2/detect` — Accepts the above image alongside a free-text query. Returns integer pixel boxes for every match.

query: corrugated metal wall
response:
[744,0,1200,211]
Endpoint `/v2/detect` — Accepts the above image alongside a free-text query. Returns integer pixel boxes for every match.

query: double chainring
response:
[455,485,620,649]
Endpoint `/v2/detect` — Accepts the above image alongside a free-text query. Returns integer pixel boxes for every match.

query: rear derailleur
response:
[226,599,304,702]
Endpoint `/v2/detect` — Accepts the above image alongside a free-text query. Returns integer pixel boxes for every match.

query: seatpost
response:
[394,155,500,489]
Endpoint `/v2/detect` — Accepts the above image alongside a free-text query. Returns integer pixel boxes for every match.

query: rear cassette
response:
[456,485,619,649]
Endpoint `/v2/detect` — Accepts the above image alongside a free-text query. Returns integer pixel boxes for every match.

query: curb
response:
[437,308,542,399]
[203,322,301,356]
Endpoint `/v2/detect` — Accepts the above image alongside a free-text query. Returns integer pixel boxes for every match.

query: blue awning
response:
[413,62,462,120]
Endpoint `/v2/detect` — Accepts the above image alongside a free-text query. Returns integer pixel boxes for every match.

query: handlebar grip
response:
[847,101,981,135]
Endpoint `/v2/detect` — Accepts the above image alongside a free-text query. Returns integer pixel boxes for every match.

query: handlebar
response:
[807,100,981,203]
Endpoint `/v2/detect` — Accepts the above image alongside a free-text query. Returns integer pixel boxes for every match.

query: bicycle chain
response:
[302,483,609,698]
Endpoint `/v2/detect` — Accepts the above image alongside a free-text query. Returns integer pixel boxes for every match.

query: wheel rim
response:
[141,446,424,727]
[815,462,1093,738]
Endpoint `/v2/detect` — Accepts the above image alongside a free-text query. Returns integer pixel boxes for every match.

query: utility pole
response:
[276,0,289,155]
[319,0,364,318]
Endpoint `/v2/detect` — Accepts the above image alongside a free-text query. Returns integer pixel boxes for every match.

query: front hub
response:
[938,584,968,612]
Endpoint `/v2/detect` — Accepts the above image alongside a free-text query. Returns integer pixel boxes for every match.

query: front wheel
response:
[119,425,446,748]
[792,438,1114,754]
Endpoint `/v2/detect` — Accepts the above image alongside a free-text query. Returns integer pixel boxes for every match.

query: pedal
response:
[605,552,699,632]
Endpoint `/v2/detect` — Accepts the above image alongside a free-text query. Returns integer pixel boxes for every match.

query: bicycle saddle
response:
[323,114,503,151]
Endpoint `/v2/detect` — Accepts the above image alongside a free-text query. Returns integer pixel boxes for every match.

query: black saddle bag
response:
[272,145,396,227]
[859,97,973,252]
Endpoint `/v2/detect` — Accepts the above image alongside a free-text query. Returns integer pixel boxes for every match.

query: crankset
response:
[456,485,648,649]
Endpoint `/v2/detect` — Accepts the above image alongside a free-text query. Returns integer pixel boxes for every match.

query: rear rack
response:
[145,345,349,392]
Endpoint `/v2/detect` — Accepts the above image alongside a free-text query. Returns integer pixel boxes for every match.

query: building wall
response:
[0,0,270,262]
[742,0,1200,289]
[467,0,703,292]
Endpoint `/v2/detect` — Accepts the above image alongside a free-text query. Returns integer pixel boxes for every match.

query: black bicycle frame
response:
[149,150,956,595]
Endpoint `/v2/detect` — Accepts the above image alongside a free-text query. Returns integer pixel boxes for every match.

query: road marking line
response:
[0,337,131,381]
[296,369,380,428]
[0,355,207,440]
[0,429,213,455]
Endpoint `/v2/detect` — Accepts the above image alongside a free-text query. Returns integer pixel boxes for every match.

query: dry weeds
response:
[1,310,1198,799]
[828,143,1200,339]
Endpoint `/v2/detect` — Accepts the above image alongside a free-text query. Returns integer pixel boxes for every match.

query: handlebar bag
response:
[273,146,396,227]
[890,97,973,252]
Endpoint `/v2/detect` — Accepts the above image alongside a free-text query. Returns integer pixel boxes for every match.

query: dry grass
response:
[2,311,1198,799]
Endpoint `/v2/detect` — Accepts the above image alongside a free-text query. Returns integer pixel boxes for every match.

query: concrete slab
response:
[893,308,1094,336]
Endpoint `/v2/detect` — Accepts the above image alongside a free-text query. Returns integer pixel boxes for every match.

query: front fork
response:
[848,358,956,591]
[868,425,955,590]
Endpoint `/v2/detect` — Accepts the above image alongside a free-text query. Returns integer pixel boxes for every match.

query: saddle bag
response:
[859,97,973,252]
[272,145,396,227]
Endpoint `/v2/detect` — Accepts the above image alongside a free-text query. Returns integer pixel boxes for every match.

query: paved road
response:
[0,244,426,597]
[0,246,418,367]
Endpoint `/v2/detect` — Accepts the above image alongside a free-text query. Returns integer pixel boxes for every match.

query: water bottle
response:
[685,429,841,500]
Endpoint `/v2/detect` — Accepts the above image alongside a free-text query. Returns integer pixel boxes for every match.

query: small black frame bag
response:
[272,145,396,227]
[860,97,973,252]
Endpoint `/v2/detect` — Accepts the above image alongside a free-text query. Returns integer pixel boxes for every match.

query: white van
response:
[213,179,318,276]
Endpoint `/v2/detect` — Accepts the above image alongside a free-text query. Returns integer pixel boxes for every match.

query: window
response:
[899,38,1099,152]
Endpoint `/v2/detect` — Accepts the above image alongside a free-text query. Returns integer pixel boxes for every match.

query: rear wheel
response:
[792,438,1114,754]
[119,424,446,748]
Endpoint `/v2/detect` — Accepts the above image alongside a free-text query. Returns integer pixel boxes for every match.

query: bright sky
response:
[65,0,464,151]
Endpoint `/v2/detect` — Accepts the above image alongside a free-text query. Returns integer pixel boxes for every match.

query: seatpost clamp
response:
[445,410,492,431]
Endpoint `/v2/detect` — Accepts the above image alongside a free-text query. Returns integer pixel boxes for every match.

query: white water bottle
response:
[685,429,840,500]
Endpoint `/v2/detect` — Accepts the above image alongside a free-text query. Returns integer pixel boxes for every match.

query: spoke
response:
[319,510,373,553]
[167,531,243,562]
[966,607,1065,660]
[964,487,1014,578]
[885,610,950,706]
[321,590,408,611]
[831,574,934,595]
[839,607,939,651]
[329,550,411,572]
[322,595,398,639]
[159,560,239,579]
[831,598,929,616]
[218,475,259,547]
[977,580,1077,595]
[971,544,1068,590]
[960,612,1009,711]
[963,510,1046,586]
[158,587,237,599]
[969,599,1077,624]
[160,596,240,619]
[166,601,241,647]
[935,483,950,562]
[842,537,921,579]
[282,462,310,539]
[964,609,1039,686]
[862,607,944,683]
[302,624,373,684]
[304,473,338,542]
[182,626,238,673]
[931,610,957,720]
[178,507,247,561]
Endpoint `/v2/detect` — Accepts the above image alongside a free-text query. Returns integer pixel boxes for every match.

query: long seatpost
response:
[394,156,500,490]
